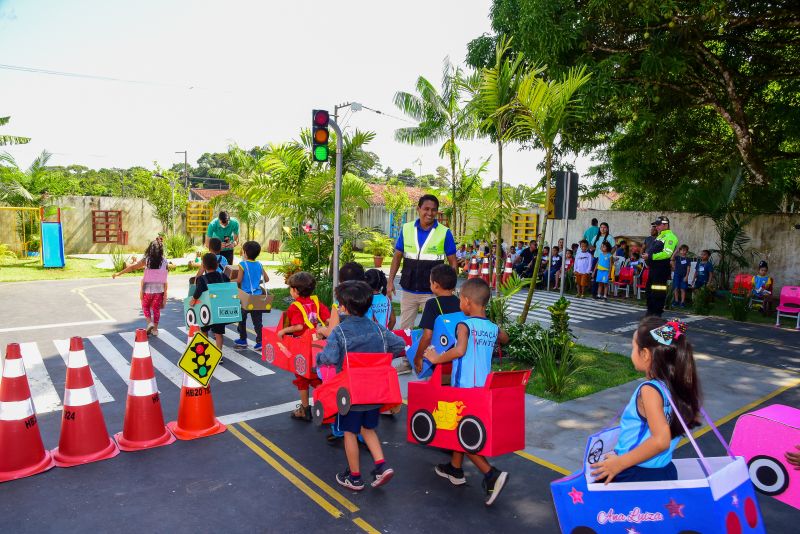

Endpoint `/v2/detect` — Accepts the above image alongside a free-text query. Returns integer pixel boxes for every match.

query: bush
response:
[316,276,334,308]
[363,232,394,258]
[486,273,527,327]
[536,335,585,396]
[503,322,548,366]
[728,293,749,321]
[0,244,17,265]
[692,285,714,315]
[164,233,193,258]
[547,296,573,342]
[110,246,127,272]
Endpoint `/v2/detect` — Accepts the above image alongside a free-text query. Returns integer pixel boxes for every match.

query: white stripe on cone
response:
[1,358,25,378]
[132,342,150,359]
[66,349,89,369]
[63,386,99,407]
[128,377,159,397]
[182,373,203,389]
[0,398,35,420]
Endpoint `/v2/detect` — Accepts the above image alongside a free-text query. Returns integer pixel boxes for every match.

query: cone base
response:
[0,451,55,483]
[51,437,120,468]
[167,419,226,441]
[114,427,176,452]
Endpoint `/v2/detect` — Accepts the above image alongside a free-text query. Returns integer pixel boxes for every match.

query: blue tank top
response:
[368,293,391,327]
[452,317,498,388]
[597,252,611,271]
[216,254,228,274]
[614,380,680,468]
[239,260,263,295]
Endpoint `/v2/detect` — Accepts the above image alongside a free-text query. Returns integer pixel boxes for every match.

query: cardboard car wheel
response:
[199,304,211,326]
[186,308,196,326]
[337,387,351,415]
[748,455,789,496]
[294,354,307,376]
[410,409,436,445]
[457,415,487,453]
[263,343,275,363]
[312,403,324,426]
[569,528,597,534]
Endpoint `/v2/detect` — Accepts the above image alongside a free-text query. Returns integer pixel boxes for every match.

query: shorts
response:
[337,408,380,434]
[596,270,609,284]
[694,278,707,289]
[292,374,322,392]
[575,273,591,287]
[672,274,688,290]
[608,462,677,483]
[201,323,226,335]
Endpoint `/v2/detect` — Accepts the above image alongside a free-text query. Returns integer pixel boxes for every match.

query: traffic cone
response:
[480,257,490,284]
[167,326,226,440]
[502,257,513,285]
[52,337,119,467]
[115,329,175,451]
[467,257,479,279]
[0,343,55,483]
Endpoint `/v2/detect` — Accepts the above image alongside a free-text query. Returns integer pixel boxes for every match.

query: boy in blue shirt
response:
[233,240,270,351]
[423,278,510,506]
[670,245,690,307]
[692,249,714,289]
[196,237,228,278]
[316,280,407,491]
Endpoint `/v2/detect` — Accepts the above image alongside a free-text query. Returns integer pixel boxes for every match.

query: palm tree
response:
[0,116,30,146]
[506,65,592,322]
[394,58,475,233]
[468,37,535,284]
[0,150,50,205]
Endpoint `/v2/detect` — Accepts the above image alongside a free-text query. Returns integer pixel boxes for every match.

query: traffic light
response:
[312,109,330,162]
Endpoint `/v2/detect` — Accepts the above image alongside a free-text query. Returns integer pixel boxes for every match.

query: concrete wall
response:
[506,208,800,288]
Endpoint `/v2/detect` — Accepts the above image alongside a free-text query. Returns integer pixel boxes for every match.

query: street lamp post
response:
[154,173,176,234]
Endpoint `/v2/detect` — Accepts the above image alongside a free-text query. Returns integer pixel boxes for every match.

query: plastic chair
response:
[636,267,649,299]
[775,286,800,329]
[731,273,754,300]
[612,266,635,297]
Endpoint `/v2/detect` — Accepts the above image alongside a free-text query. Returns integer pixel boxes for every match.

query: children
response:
[316,280,406,491]
[671,245,690,308]
[279,271,331,421]
[196,237,228,278]
[233,240,270,351]
[590,316,701,483]
[629,251,644,275]
[190,253,230,349]
[548,246,562,289]
[423,278,510,506]
[365,268,395,329]
[692,250,714,289]
[554,249,573,290]
[593,241,612,300]
[113,240,168,336]
[752,261,773,299]
[316,262,365,338]
[413,264,461,374]
[574,240,593,298]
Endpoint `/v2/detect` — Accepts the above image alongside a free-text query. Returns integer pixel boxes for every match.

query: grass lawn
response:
[494,344,642,403]
[0,257,203,283]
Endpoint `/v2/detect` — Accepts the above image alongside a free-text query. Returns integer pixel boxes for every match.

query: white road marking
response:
[119,332,183,388]
[156,330,241,382]
[0,319,113,333]
[217,401,300,425]
[179,326,274,377]
[53,339,114,403]
[18,342,62,414]
[87,334,131,384]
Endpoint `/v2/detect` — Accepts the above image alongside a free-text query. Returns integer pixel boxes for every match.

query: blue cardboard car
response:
[184,282,242,327]
[404,312,466,379]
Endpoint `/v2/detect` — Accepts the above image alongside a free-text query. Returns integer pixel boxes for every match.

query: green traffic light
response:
[313,145,329,162]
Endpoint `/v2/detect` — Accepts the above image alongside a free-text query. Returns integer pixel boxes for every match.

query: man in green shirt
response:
[642,215,678,316]
[206,211,239,265]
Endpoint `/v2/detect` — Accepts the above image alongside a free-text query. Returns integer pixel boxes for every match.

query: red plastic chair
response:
[636,268,649,299]
[612,266,635,298]
[732,273,754,299]
[775,286,800,329]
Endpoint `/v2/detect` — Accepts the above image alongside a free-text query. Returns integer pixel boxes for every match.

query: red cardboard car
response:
[407,362,530,456]
[261,313,326,378]
[311,352,402,425]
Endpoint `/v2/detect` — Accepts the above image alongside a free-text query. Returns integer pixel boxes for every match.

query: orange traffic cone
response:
[0,343,55,482]
[467,257,479,279]
[167,326,226,440]
[502,257,513,285]
[52,337,119,467]
[115,329,175,451]
[480,257,490,284]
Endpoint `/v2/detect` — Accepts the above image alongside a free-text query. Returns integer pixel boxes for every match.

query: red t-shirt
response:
[285,296,331,336]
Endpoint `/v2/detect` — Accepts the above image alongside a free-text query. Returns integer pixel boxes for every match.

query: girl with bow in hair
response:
[590,316,702,483]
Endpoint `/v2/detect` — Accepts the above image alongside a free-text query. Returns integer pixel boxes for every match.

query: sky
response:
[0,0,591,186]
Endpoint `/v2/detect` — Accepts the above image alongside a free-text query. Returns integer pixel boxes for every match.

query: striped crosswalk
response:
[506,290,642,325]
[1,326,275,415]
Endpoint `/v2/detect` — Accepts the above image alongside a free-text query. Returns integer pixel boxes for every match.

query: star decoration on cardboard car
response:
[664,498,685,518]
[178,331,222,386]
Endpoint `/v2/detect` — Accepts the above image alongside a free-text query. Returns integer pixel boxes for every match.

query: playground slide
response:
[41,221,65,268]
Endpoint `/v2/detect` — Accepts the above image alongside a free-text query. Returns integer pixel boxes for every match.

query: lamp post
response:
[154,173,176,234]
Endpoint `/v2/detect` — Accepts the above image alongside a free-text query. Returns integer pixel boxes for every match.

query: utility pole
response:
[329,116,344,290]
[175,150,188,188]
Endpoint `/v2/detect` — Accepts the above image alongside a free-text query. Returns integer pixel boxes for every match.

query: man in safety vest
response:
[387,194,459,330]
[642,215,678,317]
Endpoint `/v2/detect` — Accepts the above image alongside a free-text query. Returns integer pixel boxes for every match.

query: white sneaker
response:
[146,322,154,335]
[392,358,412,375]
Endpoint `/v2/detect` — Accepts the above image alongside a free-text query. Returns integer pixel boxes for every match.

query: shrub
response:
[486,273,528,327]
[110,246,127,272]
[728,293,749,321]
[547,296,573,342]
[692,285,714,315]
[503,322,548,366]
[316,276,334,308]
[363,232,394,258]
[0,244,17,265]
[164,233,193,258]
[536,334,585,396]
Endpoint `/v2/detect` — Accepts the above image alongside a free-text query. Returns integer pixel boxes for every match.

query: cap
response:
[758,260,768,269]
[651,216,670,225]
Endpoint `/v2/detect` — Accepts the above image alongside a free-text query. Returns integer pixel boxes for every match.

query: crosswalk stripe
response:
[179,326,274,377]
[119,332,183,388]
[53,339,114,403]
[87,334,132,384]
[506,302,593,321]
[18,342,62,414]
[157,330,241,383]
[509,292,640,316]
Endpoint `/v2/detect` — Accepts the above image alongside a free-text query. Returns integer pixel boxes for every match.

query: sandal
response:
[290,405,311,421]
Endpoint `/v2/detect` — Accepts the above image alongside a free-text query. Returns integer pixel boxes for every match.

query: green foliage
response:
[315,277,334,309]
[728,293,750,322]
[282,229,333,279]
[502,321,548,365]
[692,284,715,315]
[363,232,394,258]
[383,181,412,220]
[0,243,17,264]
[0,116,30,146]
[534,334,585,396]
[547,296,573,342]
[164,233,193,258]
[486,272,528,327]
[135,168,189,233]
[340,240,355,265]
[110,246,127,272]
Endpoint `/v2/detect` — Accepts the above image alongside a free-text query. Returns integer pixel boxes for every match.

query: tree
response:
[470,0,800,210]
[0,151,49,206]
[133,168,188,233]
[0,116,30,146]
[468,36,530,284]
[505,65,592,322]
[394,58,476,234]
[209,146,270,240]
[396,168,418,186]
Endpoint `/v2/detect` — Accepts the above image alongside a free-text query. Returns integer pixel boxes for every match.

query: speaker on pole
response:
[554,171,579,220]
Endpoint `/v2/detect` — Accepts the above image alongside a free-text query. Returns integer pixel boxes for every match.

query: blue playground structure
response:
[41,207,65,268]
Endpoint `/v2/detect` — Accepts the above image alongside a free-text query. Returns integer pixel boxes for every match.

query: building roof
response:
[367,184,436,206]
[190,188,228,201]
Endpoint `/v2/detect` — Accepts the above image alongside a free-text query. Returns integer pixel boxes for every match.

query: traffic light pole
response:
[329,117,344,290]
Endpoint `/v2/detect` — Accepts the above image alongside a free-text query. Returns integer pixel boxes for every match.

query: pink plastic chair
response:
[775,286,800,329]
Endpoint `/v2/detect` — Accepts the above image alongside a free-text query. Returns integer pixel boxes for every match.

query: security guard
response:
[642,216,678,316]
[387,194,458,330]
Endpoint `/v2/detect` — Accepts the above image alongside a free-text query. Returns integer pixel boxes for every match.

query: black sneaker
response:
[290,405,312,422]
[336,469,365,491]
[370,464,395,488]
[483,468,508,506]
[435,463,466,486]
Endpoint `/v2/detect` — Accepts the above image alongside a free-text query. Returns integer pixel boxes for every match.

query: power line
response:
[359,104,416,125]
[0,63,206,90]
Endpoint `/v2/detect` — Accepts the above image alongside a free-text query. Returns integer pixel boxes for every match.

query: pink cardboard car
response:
[730,404,800,510]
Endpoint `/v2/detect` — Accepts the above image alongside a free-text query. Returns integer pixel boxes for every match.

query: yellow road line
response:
[678,377,800,448]
[71,287,115,321]
[227,424,343,518]
[514,450,572,476]
[239,422,360,513]
[352,517,381,534]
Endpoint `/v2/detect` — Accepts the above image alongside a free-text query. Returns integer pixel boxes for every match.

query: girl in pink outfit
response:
[113,240,169,336]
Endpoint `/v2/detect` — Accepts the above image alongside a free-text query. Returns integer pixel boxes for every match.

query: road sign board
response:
[546,187,557,220]
[178,331,222,386]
